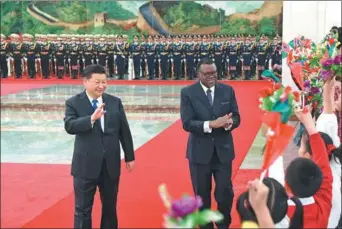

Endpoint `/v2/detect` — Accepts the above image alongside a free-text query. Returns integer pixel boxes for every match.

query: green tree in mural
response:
[221,19,256,36]
[258,17,276,36]
[58,2,88,23]
[163,2,223,30]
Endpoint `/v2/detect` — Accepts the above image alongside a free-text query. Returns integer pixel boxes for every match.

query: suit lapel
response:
[80,90,94,115]
[195,82,212,110]
[102,93,108,133]
[213,83,223,114]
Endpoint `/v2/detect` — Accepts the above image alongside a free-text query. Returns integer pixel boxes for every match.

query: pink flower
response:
[333,55,342,65]
[170,196,203,218]
[322,58,334,68]
[321,70,333,81]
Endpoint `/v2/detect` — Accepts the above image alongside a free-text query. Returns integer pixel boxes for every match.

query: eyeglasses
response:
[199,71,217,78]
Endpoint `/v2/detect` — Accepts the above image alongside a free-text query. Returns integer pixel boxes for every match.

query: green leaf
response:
[179,214,196,228]
[200,210,224,223]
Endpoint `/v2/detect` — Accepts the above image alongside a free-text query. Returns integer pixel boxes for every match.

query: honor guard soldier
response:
[227,36,239,79]
[23,34,39,78]
[270,35,282,70]
[183,35,196,79]
[77,35,85,74]
[255,35,269,79]
[241,35,254,80]
[123,34,130,74]
[140,35,147,78]
[199,35,211,60]
[69,37,80,79]
[9,34,23,78]
[153,35,160,78]
[0,34,9,78]
[39,35,51,79]
[83,37,94,67]
[156,35,170,80]
[145,35,156,79]
[213,35,224,79]
[106,35,115,78]
[97,37,108,68]
[171,35,183,80]
[114,35,126,79]
[128,35,142,80]
[54,37,66,78]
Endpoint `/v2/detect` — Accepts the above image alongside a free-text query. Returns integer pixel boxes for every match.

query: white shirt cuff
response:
[91,119,95,128]
[203,121,212,133]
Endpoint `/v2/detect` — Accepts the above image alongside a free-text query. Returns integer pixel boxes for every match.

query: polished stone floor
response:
[1,84,263,168]
[1,85,182,164]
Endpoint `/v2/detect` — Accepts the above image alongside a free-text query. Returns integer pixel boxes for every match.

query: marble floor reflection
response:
[1,85,183,164]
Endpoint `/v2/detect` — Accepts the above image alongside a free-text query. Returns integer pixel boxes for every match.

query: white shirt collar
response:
[85,90,103,105]
[200,81,215,94]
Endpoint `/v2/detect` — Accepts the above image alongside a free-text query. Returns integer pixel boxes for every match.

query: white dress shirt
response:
[201,82,215,133]
[86,91,104,132]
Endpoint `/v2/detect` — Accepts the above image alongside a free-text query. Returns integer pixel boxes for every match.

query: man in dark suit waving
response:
[180,58,240,229]
[64,64,135,229]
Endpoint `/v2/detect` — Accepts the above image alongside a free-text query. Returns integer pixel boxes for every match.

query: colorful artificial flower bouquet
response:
[258,84,301,123]
[159,184,223,228]
[309,32,342,81]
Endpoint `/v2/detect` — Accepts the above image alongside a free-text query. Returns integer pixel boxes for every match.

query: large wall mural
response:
[1,1,283,37]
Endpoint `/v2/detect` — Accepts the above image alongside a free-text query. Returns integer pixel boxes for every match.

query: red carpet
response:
[21,82,266,228]
[1,81,268,228]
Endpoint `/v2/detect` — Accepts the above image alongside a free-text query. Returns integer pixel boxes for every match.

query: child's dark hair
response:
[303,131,341,163]
[236,177,303,228]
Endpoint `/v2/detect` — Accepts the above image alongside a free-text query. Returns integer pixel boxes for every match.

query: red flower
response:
[293,91,300,102]
[260,87,274,98]
[274,83,281,90]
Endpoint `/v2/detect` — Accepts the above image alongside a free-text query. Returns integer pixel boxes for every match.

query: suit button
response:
[103,149,105,153]
[212,138,214,140]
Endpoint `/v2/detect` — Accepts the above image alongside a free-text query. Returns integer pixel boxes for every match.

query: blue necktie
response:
[207,89,213,106]
[92,99,98,110]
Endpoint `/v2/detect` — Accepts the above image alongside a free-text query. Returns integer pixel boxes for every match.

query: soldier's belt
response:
[243,52,250,54]
[84,52,92,55]
[230,52,236,54]
[258,52,265,54]
[201,53,208,55]
[160,52,169,55]
[0,51,6,54]
[133,52,140,55]
[41,52,49,55]
[186,53,194,55]
[215,52,222,55]
[147,52,154,55]
[108,51,113,54]
[27,52,35,55]
[13,51,20,54]
[174,52,181,55]
[71,52,78,55]
[117,52,123,55]
[99,53,106,55]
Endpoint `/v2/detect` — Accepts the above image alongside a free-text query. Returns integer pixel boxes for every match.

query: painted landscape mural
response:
[1,1,283,37]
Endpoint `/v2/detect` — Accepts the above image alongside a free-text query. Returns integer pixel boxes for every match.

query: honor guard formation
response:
[0,33,282,80]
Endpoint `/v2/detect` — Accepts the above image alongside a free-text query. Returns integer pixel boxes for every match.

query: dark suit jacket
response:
[180,82,240,164]
[64,91,134,180]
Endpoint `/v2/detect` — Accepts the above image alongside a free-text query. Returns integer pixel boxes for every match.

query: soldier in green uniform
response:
[9,34,23,78]
[0,34,9,78]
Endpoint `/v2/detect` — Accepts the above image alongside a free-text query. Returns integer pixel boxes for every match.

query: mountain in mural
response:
[0,0,282,37]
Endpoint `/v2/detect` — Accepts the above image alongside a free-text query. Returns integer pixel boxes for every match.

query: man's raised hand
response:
[91,103,106,122]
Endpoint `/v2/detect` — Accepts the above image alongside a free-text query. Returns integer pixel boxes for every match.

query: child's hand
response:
[248,179,269,212]
[295,105,317,134]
